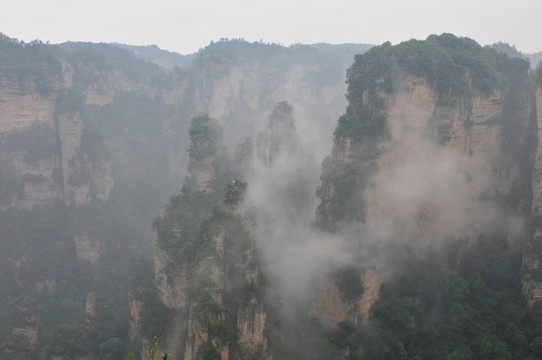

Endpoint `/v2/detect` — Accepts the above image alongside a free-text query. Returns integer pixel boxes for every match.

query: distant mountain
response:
[491,41,542,68]
[110,41,374,73]
[110,43,196,71]
[528,52,542,68]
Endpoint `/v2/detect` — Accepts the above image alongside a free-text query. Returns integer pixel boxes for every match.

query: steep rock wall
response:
[12,155,63,208]
[315,39,536,331]
[530,86,542,214]
[310,268,381,327]
[182,203,269,360]
[56,111,114,206]
[10,296,39,349]
[0,62,117,209]
[524,85,542,305]
[154,246,187,309]
[74,233,103,264]
[364,77,519,235]
[0,77,59,132]
[163,44,352,175]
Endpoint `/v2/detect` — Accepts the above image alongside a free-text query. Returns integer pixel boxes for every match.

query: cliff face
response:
[152,102,317,359]
[10,296,39,348]
[154,115,226,309]
[0,68,60,208]
[150,116,270,359]
[0,38,171,360]
[310,268,381,327]
[9,33,542,359]
[154,246,188,309]
[162,41,361,172]
[182,197,268,360]
[364,74,532,236]
[56,110,114,206]
[0,40,189,212]
[315,35,536,330]
[0,36,369,359]
[0,39,361,214]
[0,75,59,132]
[530,85,542,214]
[0,58,118,210]
[153,180,269,360]
[524,81,542,305]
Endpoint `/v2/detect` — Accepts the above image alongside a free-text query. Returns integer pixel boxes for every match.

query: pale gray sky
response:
[1,0,540,54]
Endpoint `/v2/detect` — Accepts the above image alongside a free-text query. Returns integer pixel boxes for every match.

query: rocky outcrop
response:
[34,278,56,295]
[530,86,542,214]
[311,276,359,328]
[524,84,542,305]
[162,41,358,172]
[12,155,64,208]
[2,36,377,359]
[311,268,381,327]
[128,295,144,340]
[83,291,100,324]
[150,116,232,359]
[0,58,116,209]
[315,37,536,330]
[0,65,63,208]
[154,115,225,310]
[154,246,187,309]
[182,186,269,360]
[2,37,366,212]
[236,298,267,352]
[74,233,102,264]
[0,76,60,132]
[188,115,225,192]
[1,38,361,214]
[11,296,39,348]
[56,111,114,206]
[364,75,530,238]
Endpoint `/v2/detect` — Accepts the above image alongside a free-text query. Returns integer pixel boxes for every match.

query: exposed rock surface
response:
[128,296,143,339]
[74,233,102,264]
[0,77,59,132]
[83,291,100,323]
[0,37,371,360]
[10,296,39,348]
[524,84,542,305]
[154,246,187,309]
[182,197,269,360]
[315,38,537,331]
[0,57,118,209]
[310,268,381,328]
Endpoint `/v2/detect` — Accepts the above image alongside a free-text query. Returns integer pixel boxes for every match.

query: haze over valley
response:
[1,29,542,360]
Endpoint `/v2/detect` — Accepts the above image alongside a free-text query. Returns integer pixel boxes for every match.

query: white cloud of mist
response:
[242,84,525,331]
[243,107,354,323]
[366,134,497,247]
[348,101,523,276]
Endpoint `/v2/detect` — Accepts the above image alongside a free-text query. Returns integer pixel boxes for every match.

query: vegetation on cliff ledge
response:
[317,33,533,231]
[0,33,61,94]
[320,237,542,360]
[154,115,230,262]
